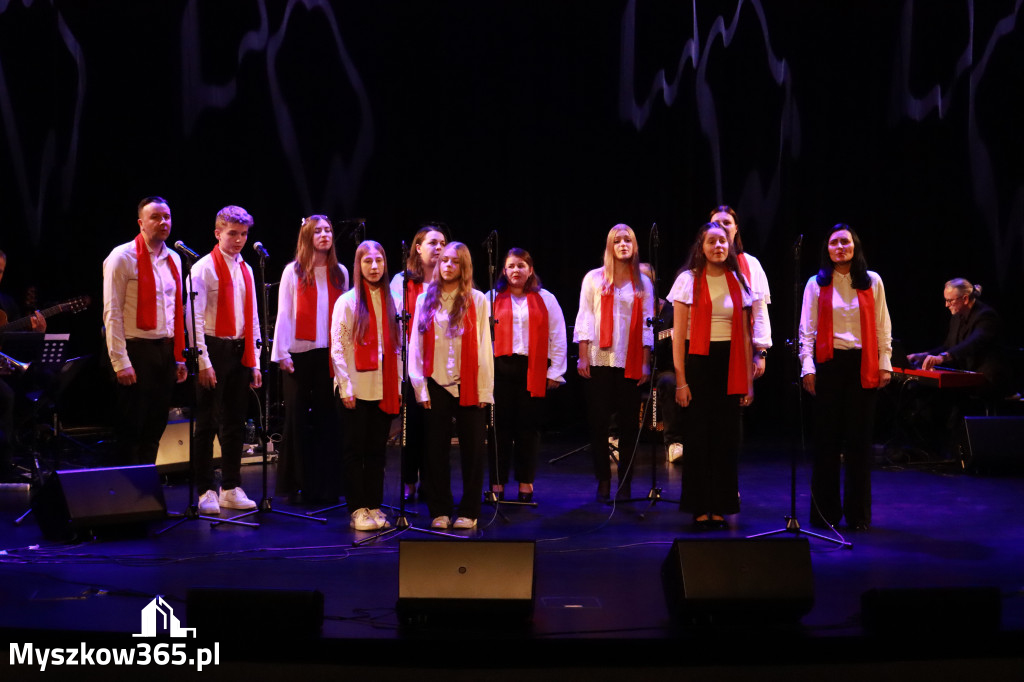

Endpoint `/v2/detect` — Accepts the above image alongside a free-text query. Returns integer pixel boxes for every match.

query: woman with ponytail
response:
[331,241,402,531]
[799,224,892,531]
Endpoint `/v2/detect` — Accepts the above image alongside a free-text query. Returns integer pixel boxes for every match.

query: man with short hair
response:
[187,206,262,514]
[102,198,188,465]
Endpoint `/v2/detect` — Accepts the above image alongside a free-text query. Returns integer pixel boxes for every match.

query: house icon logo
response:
[133,596,196,638]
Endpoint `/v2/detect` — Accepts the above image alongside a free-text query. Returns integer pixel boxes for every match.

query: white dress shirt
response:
[330,285,403,401]
[486,288,568,384]
[741,253,773,350]
[798,270,893,377]
[409,288,495,404]
[187,248,262,372]
[573,269,655,368]
[102,239,183,373]
[272,263,350,362]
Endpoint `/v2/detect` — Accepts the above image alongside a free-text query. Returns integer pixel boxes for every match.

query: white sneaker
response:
[350,507,377,531]
[219,486,257,510]
[198,489,220,515]
[369,509,390,529]
[430,515,451,529]
[668,442,683,463]
[452,517,477,529]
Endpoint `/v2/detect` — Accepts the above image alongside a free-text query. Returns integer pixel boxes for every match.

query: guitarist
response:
[1,249,46,480]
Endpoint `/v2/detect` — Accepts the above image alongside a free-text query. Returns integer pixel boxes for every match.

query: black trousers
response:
[194,336,250,492]
[339,398,393,511]
[423,379,485,520]
[277,347,341,500]
[0,378,14,472]
[584,366,642,486]
[680,342,742,515]
[113,338,177,466]
[810,348,876,527]
[654,370,685,445]
[489,355,544,486]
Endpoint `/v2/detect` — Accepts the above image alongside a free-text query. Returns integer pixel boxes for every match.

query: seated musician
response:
[907,278,1010,397]
[1,249,46,481]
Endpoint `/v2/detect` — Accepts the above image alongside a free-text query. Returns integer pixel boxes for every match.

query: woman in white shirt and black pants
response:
[799,224,892,531]
[574,225,653,502]
[409,242,494,530]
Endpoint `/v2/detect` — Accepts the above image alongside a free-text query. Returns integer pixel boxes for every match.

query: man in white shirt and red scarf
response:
[187,206,262,515]
[102,197,188,465]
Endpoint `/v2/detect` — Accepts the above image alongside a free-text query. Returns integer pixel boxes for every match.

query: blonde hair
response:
[418,242,474,337]
[601,224,642,290]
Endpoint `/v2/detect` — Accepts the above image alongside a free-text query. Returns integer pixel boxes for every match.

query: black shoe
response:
[596,480,611,502]
[848,522,870,531]
[517,491,533,503]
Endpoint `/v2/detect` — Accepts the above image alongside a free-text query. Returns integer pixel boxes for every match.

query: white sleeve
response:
[573,271,597,343]
[408,293,429,403]
[476,291,494,404]
[330,295,354,399]
[542,289,568,383]
[798,277,819,377]
[272,265,296,363]
[102,248,131,373]
[872,273,893,372]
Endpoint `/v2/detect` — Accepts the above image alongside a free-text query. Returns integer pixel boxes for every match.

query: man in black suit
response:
[908,278,1009,395]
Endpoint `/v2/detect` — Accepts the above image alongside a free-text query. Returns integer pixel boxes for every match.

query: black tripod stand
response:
[160,246,257,533]
[211,242,327,527]
[747,235,851,548]
[355,240,463,546]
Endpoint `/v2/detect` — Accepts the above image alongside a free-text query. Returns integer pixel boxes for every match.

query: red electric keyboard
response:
[891,366,986,389]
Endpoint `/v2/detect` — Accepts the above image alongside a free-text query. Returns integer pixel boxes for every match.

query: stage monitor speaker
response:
[156,420,221,473]
[397,540,536,624]
[32,465,167,540]
[187,588,324,639]
[662,538,814,624]
[861,586,1001,636]
[961,416,1024,475]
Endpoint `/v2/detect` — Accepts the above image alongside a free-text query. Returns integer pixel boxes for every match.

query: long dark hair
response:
[404,224,448,284]
[815,223,870,290]
[709,205,744,254]
[683,222,750,298]
[293,214,347,290]
[494,247,542,294]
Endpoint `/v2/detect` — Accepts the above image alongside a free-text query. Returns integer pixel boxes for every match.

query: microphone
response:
[481,230,498,248]
[253,242,270,258]
[650,222,659,248]
[173,241,201,260]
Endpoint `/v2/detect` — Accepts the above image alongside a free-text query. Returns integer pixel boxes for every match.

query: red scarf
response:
[134,234,185,362]
[689,270,749,395]
[494,290,548,398]
[353,282,400,414]
[404,278,424,339]
[815,281,879,389]
[211,248,257,368]
[422,293,479,406]
[295,267,343,341]
[737,253,752,288]
[599,280,645,380]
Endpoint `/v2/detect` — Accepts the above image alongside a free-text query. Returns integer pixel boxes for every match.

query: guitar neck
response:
[0,299,83,333]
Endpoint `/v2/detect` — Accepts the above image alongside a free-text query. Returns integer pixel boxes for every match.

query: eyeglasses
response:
[944,297,964,305]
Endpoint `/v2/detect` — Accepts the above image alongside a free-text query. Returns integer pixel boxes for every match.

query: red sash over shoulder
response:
[494,290,548,398]
[599,280,645,380]
[211,248,257,368]
[689,270,749,395]
[815,282,879,388]
[133,234,185,362]
[422,294,480,406]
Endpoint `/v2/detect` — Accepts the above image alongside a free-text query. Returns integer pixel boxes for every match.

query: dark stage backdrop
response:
[2,1,1023,429]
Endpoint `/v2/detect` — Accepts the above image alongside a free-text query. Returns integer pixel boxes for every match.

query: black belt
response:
[126,337,173,346]
[205,335,247,352]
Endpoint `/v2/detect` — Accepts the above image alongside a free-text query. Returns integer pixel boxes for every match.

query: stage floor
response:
[2,430,1023,678]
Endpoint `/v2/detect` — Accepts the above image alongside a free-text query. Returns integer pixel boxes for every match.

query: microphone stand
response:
[355,240,461,545]
[613,223,679,515]
[211,245,326,527]
[160,250,258,532]
[747,235,851,547]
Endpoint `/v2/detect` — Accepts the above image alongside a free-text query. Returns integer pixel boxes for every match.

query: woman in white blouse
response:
[409,242,494,530]
[488,247,567,503]
[669,222,753,528]
[272,215,350,503]
[574,225,653,502]
[799,224,892,531]
[331,241,402,531]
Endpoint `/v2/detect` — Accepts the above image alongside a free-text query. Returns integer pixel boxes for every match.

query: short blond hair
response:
[215,205,253,231]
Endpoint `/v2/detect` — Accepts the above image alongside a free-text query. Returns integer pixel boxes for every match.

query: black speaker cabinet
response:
[32,465,167,540]
[861,586,1001,636]
[662,538,814,624]
[186,588,324,639]
[962,416,1024,475]
[397,540,536,624]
